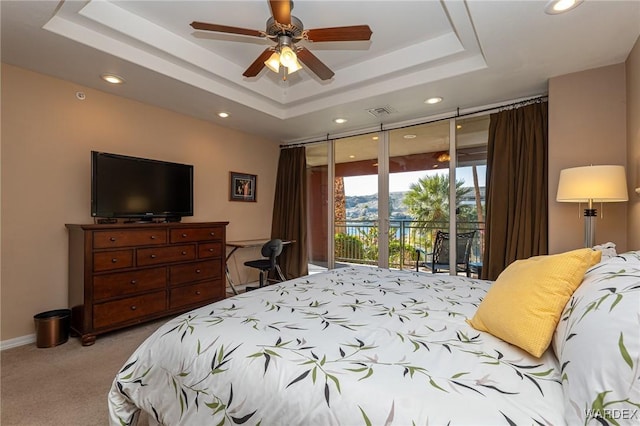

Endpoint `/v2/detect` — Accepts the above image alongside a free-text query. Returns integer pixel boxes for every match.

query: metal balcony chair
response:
[415,230,476,277]
[244,239,286,291]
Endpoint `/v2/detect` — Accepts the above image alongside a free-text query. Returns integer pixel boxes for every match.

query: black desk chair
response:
[244,239,286,291]
[415,230,476,277]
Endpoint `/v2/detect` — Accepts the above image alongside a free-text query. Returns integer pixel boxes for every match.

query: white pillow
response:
[592,241,617,261]
[553,251,640,424]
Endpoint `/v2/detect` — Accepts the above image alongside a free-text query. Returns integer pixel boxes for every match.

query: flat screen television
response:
[91,151,193,222]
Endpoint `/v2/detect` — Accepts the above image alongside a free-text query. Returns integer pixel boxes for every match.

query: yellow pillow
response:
[466,248,601,357]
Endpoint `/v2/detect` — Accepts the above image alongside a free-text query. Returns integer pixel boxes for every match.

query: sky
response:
[344,166,486,196]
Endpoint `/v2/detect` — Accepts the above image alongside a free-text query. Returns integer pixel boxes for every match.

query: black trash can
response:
[33,309,71,348]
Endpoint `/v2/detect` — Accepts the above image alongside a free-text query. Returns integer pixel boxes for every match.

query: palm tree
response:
[403,174,472,224]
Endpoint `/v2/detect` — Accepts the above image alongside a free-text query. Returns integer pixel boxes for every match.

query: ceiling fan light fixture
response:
[436,152,451,162]
[285,57,302,73]
[279,46,297,68]
[265,43,302,78]
[264,52,281,73]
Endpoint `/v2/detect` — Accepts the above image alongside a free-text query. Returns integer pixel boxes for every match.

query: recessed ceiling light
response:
[424,97,443,105]
[334,118,348,124]
[545,0,583,14]
[100,74,125,84]
[403,134,417,139]
[218,112,230,118]
[372,136,379,140]
[349,155,356,159]
[456,124,462,129]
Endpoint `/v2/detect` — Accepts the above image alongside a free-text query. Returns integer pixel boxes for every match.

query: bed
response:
[108,249,640,425]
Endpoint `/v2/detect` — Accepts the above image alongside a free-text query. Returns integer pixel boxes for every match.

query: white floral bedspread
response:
[108,266,565,425]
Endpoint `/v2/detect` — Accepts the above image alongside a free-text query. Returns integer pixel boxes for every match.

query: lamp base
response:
[583,208,596,248]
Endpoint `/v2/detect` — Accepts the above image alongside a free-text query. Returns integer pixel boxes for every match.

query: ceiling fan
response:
[190,0,372,81]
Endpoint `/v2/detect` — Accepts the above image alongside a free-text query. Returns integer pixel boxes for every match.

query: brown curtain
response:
[482,101,548,280]
[271,146,308,279]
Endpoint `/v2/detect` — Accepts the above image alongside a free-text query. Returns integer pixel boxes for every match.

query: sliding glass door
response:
[388,120,452,270]
[333,132,386,268]
[305,116,488,274]
[455,116,488,275]
[306,142,330,272]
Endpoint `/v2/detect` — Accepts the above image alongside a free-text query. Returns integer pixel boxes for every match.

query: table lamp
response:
[556,165,628,247]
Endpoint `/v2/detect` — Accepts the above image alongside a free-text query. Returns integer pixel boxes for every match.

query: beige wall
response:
[548,63,628,254]
[627,36,640,250]
[1,64,280,343]
[3,45,639,344]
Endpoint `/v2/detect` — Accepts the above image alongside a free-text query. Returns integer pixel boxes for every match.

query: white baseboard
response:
[1,334,36,351]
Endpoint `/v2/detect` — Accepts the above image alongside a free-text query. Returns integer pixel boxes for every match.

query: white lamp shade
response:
[557,165,628,202]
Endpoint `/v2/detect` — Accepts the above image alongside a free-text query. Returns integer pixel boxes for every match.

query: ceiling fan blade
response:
[297,48,334,81]
[305,25,372,42]
[269,0,291,25]
[243,48,274,78]
[190,21,264,38]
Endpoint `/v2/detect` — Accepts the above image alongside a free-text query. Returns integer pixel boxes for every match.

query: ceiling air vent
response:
[366,105,397,118]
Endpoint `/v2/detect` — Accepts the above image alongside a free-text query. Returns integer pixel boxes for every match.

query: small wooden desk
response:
[225,239,293,294]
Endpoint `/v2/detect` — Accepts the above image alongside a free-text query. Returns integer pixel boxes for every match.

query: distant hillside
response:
[344,187,484,221]
[345,192,411,220]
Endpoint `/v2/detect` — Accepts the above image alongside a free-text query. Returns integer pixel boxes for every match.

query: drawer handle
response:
[208,248,214,252]
[150,254,157,259]
[111,258,118,263]
[130,305,137,311]
[195,290,201,295]
[110,237,116,242]
[150,235,156,240]
[209,232,215,236]
[130,280,137,285]
[195,269,201,274]
[181,233,187,238]
[181,251,187,256]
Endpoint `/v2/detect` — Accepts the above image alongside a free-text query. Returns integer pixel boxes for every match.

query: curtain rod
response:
[280,94,548,149]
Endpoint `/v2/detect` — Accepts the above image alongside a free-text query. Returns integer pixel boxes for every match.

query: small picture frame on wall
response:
[229,172,257,202]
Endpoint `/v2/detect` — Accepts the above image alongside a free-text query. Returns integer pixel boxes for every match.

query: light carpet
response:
[1,319,166,425]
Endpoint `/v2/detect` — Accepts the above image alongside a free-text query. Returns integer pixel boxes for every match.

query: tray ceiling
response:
[2,1,639,142]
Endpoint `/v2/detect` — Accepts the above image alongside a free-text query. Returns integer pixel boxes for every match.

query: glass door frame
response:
[447,119,458,275]
[323,118,464,273]
[326,138,336,270]
[377,130,390,268]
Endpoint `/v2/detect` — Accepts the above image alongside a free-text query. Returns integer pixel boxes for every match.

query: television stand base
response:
[96,218,117,224]
[120,217,182,224]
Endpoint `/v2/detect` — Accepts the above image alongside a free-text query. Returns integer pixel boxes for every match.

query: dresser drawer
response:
[169,260,221,285]
[93,229,167,249]
[170,281,223,310]
[170,226,223,243]
[137,245,195,266]
[93,290,166,329]
[93,267,166,301]
[198,242,223,258]
[94,250,134,272]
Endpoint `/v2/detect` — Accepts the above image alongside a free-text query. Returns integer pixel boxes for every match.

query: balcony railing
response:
[334,219,485,270]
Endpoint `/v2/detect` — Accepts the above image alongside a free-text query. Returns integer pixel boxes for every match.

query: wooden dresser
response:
[66,222,228,345]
